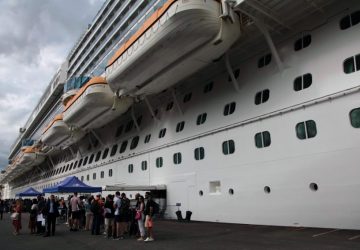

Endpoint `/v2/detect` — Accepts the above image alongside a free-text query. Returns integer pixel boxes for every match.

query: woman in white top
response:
[136,196,145,241]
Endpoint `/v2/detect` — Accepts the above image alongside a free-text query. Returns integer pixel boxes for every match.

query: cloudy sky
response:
[0,0,105,169]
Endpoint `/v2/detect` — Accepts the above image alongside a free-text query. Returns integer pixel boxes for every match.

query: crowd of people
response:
[0,191,158,242]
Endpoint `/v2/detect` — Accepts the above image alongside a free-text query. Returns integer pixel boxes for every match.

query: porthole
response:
[228,188,234,195]
[264,186,271,194]
[199,190,204,196]
[309,183,318,191]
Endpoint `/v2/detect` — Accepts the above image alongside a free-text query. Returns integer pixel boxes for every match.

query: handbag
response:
[11,212,19,220]
[135,211,141,220]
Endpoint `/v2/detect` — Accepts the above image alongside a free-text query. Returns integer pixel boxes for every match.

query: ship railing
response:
[69,0,151,78]
[80,0,165,77]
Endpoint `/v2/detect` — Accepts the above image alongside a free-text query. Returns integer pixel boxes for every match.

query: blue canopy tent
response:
[16,187,44,197]
[43,176,102,193]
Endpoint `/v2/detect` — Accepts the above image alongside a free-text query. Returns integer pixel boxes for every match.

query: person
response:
[113,191,121,239]
[44,195,59,237]
[84,196,94,231]
[0,199,4,220]
[70,192,81,231]
[104,195,115,239]
[91,194,101,235]
[28,199,38,234]
[119,193,130,238]
[36,195,46,235]
[136,195,146,241]
[144,192,155,242]
[11,199,22,235]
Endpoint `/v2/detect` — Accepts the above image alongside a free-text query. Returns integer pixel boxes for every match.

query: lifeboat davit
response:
[106,0,240,96]
[41,114,85,148]
[62,77,133,130]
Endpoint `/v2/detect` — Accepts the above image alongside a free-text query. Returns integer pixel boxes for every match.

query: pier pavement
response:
[0,213,359,250]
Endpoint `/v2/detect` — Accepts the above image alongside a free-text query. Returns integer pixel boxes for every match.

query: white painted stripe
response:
[348,235,360,240]
[312,229,339,238]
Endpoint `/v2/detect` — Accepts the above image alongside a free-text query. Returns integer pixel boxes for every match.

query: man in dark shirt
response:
[44,195,59,237]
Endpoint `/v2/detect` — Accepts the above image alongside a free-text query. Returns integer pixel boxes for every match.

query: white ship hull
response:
[4,0,360,231]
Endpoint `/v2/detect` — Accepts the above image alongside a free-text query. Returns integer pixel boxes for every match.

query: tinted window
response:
[159,128,166,138]
[128,164,134,173]
[144,134,151,143]
[196,113,207,125]
[120,141,128,153]
[203,82,214,93]
[83,156,88,166]
[194,147,205,160]
[183,93,192,103]
[224,102,236,116]
[130,136,139,150]
[141,161,147,171]
[173,153,182,164]
[176,121,185,132]
[156,157,163,168]
[110,144,118,156]
[166,102,174,111]
[95,151,101,162]
[255,131,271,148]
[350,108,360,128]
[89,154,94,164]
[222,140,235,155]
[102,148,109,159]
[296,120,317,139]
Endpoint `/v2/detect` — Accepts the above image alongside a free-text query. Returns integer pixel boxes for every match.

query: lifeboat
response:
[41,114,85,148]
[106,0,240,96]
[17,146,45,167]
[63,76,133,130]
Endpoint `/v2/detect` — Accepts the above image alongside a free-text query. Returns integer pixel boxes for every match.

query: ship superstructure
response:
[1,0,360,230]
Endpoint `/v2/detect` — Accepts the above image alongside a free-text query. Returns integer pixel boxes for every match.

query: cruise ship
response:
[1,0,360,230]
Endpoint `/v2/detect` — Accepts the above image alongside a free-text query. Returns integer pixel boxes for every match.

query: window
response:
[194,147,205,160]
[125,120,133,132]
[294,73,312,91]
[95,151,101,162]
[196,113,207,125]
[119,140,128,153]
[86,174,89,181]
[102,148,109,159]
[255,131,271,148]
[109,169,113,177]
[89,154,94,164]
[100,171,104,178]
[340,10,360,30]
[115,125,123,137]
[144,134,151,143]
[222,140,235,155]
[255,89,270,105]
[183,93,192,103]
[93,173,96,180]
[69,162,73,170]
[350,108,360,128]
[343,54,360,74]
[78,158,83,168]
[128,164,134,173]
[81,176,84,182]
[294,34,312,51]
[227,68,240,81]
[83,156,88,166]
[159,128,167,138]
[156,157,163,168]
[73,161,78,169]
[296,120,317,139]
[173,152,182,164]
[176,121,185,132]
[223,102,236,116]
[141,161,147,171]
[110,144,118,156]
[258,53,271,68]
[166,102,174,111]
[130,136,139,150]
[203,82,214,93]
[65,164,69,172]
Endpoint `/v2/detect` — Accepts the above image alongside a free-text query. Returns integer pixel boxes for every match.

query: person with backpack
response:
[144,192,158,242]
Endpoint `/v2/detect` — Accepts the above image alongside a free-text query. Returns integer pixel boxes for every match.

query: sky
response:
[0,0,105,170]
